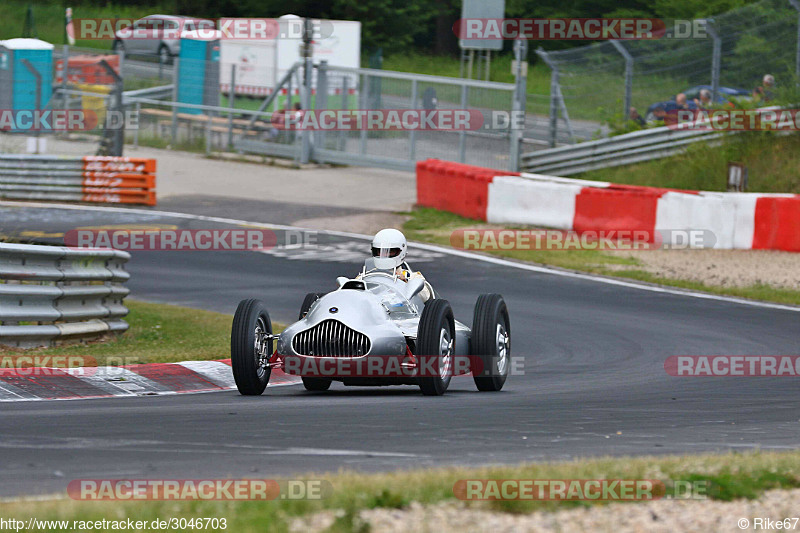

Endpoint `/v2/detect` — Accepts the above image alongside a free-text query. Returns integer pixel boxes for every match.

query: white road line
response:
[1,200,798,313]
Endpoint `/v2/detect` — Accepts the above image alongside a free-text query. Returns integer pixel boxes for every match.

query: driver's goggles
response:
[371,246,402,258]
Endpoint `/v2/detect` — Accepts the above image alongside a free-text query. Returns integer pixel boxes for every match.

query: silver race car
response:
[230,259,510,396]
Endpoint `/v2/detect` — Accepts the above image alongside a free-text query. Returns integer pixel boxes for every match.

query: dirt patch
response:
[609,249,800,290]
[291,488,800,532]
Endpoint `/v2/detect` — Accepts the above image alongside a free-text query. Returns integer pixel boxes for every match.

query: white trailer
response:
[220,16,361,98]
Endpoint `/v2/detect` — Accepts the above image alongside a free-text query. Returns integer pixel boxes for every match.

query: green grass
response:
[577,132,800,193]
[0,299,274,365]
[2,450,799,531]
[0,1,170,48]
[403,207,800,306]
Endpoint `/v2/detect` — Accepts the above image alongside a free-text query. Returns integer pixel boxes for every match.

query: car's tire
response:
[416,299,455,396]
[158,44,173,65]
[302,377,332,391]
[299,292,324,320]
[112,40,125,55]
[231,299,272,395]
[471,294,510,392]
[299,293,331,392]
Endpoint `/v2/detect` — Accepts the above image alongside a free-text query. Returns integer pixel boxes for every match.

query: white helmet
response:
[371,228,407,270]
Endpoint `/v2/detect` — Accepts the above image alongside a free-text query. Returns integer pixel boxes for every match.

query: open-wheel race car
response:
[230,260,511,396]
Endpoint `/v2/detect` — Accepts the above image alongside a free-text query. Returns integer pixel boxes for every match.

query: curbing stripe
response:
[0,359,300,402]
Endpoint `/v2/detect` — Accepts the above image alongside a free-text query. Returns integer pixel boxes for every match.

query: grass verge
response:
[1,450,798,532]
[403,207,800,306]
[0,300,275,365]
[577,132,800,194]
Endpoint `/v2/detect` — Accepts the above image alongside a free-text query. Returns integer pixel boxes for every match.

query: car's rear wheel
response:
[471,294,510,392]
[231,299,272,395]
[417,299,454,396]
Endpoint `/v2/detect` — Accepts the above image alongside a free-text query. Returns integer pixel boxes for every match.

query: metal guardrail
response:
[0,155,156,206]
[0,243,131,348]
[520,124,728,175]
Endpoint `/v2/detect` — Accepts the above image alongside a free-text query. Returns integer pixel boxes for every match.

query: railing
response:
[0,243,131,348]
[520,123,728,175]
[0,155,156,206]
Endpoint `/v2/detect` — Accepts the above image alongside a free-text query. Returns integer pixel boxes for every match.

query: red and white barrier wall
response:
[416,159,800,252]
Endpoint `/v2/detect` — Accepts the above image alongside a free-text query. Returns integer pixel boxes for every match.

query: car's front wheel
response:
[471,294,510,392]
[231,299,272,395]
[158,44,173,65]
[417,299,455,396]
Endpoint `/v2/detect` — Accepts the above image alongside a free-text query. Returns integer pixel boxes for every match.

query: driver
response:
[361,228,432,302]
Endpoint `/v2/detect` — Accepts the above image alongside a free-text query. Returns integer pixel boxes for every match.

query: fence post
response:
[316,60,328,151]
[299,18,313,165]
[339,75,349,151]
[536,48,559,148]
[359,73,369,155]
[510,39,528,172]
[61,44,69,111]
[704,20,721,103]
[171,57,180,145]
[134,101,140,148]
[228,64,236,148]
[458,83,468,163]
[409,78,418,162]
[610,40,633,123]
[790,0,800,85]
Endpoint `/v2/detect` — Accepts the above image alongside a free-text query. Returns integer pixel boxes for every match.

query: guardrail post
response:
[171,57,180,145]
[536,48,559,148]
[610,40,633,125]
[228,64,236,148]
[791,0,800,85]
[704,20,722,103]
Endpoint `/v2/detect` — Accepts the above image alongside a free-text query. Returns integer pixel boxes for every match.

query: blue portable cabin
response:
[0,38,54,111]
[177,31,221,114]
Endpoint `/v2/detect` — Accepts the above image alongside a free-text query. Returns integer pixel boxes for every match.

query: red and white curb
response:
[417,159,800,252]
[0,359,299,402]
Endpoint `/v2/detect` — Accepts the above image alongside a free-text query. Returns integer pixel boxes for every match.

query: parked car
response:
[645,85,751,123]
[112,15,215,64]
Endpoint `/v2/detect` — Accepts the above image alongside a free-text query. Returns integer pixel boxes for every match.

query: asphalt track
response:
[0,203,798,498]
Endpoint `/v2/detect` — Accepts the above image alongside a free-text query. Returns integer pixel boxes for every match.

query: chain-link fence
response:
[535,0,800,146]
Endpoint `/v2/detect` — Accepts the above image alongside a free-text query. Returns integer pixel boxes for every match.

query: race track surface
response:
[0,204,797,498]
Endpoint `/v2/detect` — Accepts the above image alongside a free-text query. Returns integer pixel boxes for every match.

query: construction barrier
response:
[416,159,800,252]
[0,155,156,206]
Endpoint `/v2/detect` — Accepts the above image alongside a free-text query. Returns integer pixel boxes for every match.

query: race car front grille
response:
[292,320,371,357]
